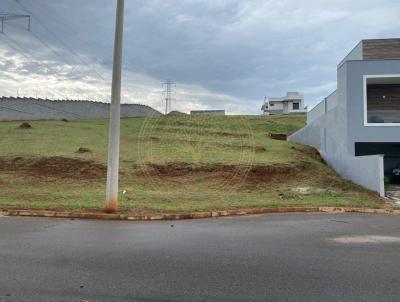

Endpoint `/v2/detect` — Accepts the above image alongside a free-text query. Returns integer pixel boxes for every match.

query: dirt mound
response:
[19,122,32,129]
[268,133,287,141]
[76,147,92,154]
[0,157,106,180]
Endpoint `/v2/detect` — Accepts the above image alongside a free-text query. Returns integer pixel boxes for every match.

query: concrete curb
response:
[0,207,399,221]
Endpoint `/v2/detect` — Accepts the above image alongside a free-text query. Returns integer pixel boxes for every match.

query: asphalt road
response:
[0,213,399,302]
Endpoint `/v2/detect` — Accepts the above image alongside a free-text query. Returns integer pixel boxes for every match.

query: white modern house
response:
[289,38,400,197]
[261,92,307,115]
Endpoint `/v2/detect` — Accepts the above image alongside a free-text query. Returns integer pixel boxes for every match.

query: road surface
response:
[0,213,399,301]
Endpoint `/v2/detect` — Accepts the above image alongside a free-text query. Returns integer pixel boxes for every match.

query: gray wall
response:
[345,60,400,156]
[307,91,338,124]
[289,110,385,196]
[307,100,326,124]
[338,41,363,68]
[0,98,162,121]
[289,61,388,196]
[326,90,338,111]
[342,155,384,196]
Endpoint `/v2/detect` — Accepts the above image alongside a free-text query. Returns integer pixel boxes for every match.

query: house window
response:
[270,103,274,106]
[293,103,300,110]
[364,76,400,125]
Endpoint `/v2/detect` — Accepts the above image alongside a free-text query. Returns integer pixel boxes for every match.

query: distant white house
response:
[261,92,307,115]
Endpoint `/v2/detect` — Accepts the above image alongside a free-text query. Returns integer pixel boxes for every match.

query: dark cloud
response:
[1,0,400,113]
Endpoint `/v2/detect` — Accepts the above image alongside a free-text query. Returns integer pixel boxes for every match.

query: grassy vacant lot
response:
[0,114,384,213]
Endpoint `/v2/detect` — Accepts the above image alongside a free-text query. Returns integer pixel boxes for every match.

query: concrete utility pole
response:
[105,0,124,213]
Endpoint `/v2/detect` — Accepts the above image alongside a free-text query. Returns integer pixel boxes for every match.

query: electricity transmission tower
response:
[0,13,31,33]
[163,80,176,115]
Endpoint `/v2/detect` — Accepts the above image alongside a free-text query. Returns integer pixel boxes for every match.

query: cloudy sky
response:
[1,0,400,114]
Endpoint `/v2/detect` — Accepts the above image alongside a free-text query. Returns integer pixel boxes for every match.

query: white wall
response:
[307,100,326,124]
[269,102,283,110]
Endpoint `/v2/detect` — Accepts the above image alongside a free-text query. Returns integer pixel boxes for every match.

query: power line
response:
[1,1,110,104]
[0,12,37,59]
[3,31,39,60]
[162,80,175,115]
[0,34,72,101]
[0,32,30,59]
[25,26,110,103]
[0,12,30,33]
[28,29,79,71]
[1,25,108,103]
[0,103,34,115]
[0,34,98,103]
[0,21,74,101]
[14,0,108,84]
[2,10,82,75]
[12,0,114,96]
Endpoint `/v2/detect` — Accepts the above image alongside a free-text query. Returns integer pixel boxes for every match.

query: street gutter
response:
[0,207,399,221]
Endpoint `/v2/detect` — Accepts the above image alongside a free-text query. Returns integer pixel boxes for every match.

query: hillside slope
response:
[0,115,383,213]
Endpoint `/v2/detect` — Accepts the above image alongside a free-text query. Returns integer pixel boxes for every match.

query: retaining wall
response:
[0,97,162,121]
[290,118,384,195]
[289,95,385,196]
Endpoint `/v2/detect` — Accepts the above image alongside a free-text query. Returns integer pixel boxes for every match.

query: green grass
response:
[0,115,384,213]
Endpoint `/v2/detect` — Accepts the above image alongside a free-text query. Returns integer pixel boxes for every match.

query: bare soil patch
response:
[151,127,251,138]
[292,146,325,163]
[0,157,106,180]
[146,137,266,153]
[268,133,287,141]
[138,161,310,187]
[208,142,266,152]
